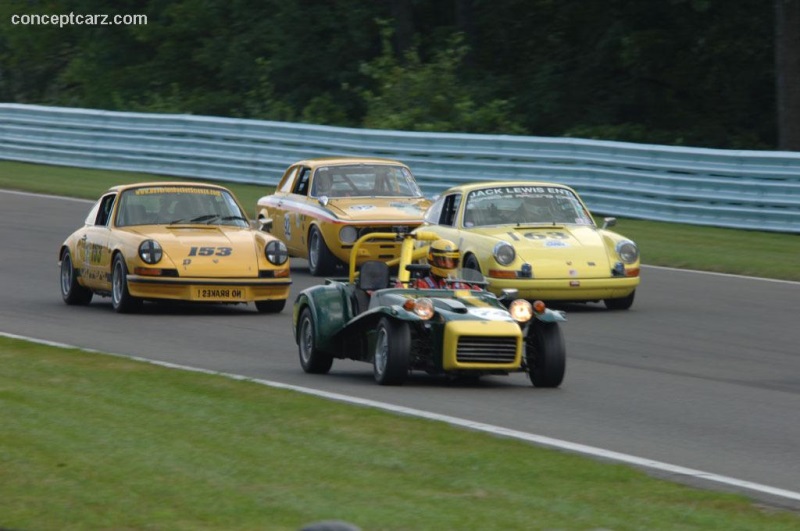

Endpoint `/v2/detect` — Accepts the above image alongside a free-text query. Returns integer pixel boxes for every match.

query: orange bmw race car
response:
[256,157,431,275]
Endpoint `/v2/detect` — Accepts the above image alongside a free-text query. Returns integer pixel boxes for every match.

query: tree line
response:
[1,0,797,151]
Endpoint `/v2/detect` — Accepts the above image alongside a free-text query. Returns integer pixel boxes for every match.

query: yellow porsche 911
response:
[59,182,291,313]
[416,181,641,310]
[256,157,431,276]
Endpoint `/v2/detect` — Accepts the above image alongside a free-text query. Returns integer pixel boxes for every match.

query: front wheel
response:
[373,317,410,385]
[526,320,565,388]
[463,253,482,274]
[297,307,333,374]
[255,299,286,313]
[604,289,635,310]
[60,249,93,305]
[111,254,142,313]
[308,226,337,276]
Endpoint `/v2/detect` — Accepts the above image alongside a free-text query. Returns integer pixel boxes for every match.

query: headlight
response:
[493,242,516,266]
[339,226,358,244]
[403,297,434,320]
[138,240,162,264]
[508,299,533,323]
[265,240,288,265]
[616,240,639,264]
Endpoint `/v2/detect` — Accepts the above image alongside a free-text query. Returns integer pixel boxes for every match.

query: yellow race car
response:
[59,182,291,313]
[416,181,641,309]
[256,157,431,275]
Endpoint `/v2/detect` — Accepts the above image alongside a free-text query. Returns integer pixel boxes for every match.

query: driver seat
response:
[353,260,390,314]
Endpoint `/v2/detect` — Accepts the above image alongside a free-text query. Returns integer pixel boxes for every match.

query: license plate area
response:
[194,287,246,301]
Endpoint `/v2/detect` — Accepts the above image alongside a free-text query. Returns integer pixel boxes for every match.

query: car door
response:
[279,166,313,254]
[80,192,117,289]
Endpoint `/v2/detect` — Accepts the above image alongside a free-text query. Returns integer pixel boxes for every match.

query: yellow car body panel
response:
[416,181,641,307]
[256,157,431,275]
[441,320,523,371]
[59,182,291,310]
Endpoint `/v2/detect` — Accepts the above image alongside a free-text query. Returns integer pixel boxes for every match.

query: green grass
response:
[2,336,799,531]
[2,160,798,280]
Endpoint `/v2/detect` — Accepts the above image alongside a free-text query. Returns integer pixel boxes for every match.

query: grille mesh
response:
[456,336,518,364]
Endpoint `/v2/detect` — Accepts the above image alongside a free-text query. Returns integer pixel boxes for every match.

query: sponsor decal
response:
[349,205,375,211]
[467,308,515,322]
[135,186,221,196]
[284,214,292,240]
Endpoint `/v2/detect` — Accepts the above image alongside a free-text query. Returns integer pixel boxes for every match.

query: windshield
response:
[310,164,422,198]
[116,185,249,227]
[463,185,594,227]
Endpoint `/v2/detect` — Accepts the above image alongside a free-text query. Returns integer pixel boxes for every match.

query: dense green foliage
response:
[0,1,775,148]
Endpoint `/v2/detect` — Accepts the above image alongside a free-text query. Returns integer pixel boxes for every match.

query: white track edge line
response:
[3,330,800,503]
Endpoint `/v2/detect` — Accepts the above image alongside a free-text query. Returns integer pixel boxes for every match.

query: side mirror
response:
[602,217,617,229]
[258,217,273,232]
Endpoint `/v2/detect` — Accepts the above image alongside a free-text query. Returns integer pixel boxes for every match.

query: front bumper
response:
[485,276,640,301]
[126,276,291,303]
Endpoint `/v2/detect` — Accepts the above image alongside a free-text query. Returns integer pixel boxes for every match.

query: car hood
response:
[473,224,615,278]
[323,197,429,222]
[127,226,260,277]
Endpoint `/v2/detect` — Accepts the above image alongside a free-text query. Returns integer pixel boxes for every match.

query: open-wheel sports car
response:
[59,182,291,313]
[416,181,641,310]
[256,157,431,276]
[292,230,567,387]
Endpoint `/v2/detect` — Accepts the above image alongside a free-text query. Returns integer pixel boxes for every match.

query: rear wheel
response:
[526,320,565,388]
[373,317,410,385]
[308,226,338,276]
[255,299,286,313]
[297,307,333,374]
[60,249,93,305]
[111,254,142,313]
[604,289,635,310]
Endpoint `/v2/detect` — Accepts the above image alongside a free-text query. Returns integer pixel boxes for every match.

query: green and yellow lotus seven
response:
[292,231,567,386]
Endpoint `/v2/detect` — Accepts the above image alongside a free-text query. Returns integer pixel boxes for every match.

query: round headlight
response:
[265,240,289,265]
[493,242,516,266]
[138,240,162,264]
[616,240,639,264]
[508,299,533,323]
[339,226,358,244]
[413,297,434,320]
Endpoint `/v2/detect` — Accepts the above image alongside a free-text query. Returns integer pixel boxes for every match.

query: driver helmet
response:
[428,239,460,279]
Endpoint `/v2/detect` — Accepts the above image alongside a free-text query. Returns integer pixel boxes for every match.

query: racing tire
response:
[373,317,410,386]
[308,226,337,277]
[111,254,142,314]
[255,299,286,313]
[604,289,635,310]
[297,307,333,374]
[463,253,482,274]
[60,249,93,305]
[526,320,566,388]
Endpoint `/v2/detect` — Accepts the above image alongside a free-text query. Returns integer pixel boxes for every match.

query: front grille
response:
[456,336,518,364]
[357,226,415,238]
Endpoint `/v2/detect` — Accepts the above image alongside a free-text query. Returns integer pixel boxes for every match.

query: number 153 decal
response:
[188,246,232,256]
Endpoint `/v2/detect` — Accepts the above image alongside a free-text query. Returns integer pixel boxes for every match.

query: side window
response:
[278,166,299,193]
[292,167,311,196]
[94,194,117,226]
[423,196,444,224]
[440,193,461,226]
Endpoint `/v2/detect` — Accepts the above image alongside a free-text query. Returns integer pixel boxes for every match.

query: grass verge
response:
[2,336,799,531]
[2,160,798,281]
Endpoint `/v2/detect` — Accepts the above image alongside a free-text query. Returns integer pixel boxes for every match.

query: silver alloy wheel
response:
[60,254,73,296]
[308,231,320,271]
[112,259,124,305]
[374,326,389,376]
[300,316,314,365]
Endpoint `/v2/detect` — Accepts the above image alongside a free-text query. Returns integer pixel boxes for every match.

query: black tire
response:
[307,226,337,276]
[526,320,566,388]
[463,253,482,274]
[60,249,93,305]
[297,307,333,374]
[373,317,410,385]
[604,289,635,310]
[111,254,142,313]
[255,299,286,313]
